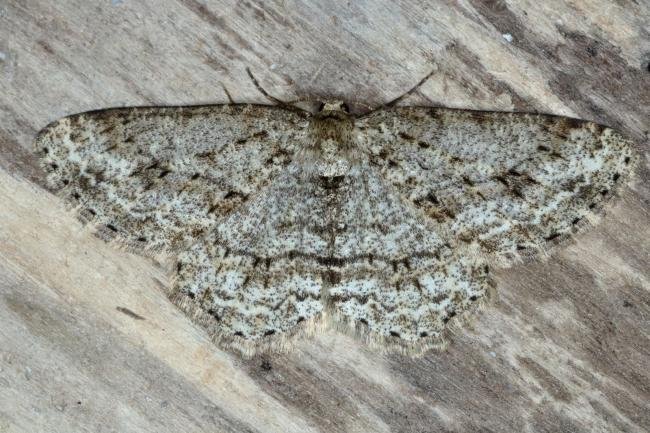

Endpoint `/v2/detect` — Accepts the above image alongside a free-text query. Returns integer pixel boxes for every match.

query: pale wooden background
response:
[1,1,649,432]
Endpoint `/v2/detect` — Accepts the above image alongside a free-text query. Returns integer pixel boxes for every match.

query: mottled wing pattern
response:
[171,159,491,353]
[325,163,491,351]
[36,105,307,251]
[323,107,633,351]
[172,166,331,353]
[357,108,634,263]
[35,103,634,356]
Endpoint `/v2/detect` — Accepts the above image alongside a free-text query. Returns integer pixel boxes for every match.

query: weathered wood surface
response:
[1,1,649,432]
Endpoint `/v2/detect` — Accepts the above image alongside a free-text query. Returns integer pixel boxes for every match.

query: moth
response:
[35,69,634,356]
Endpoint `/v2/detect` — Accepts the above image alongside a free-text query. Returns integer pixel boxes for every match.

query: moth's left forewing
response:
[36,104,327,356]
[35,105,308,253]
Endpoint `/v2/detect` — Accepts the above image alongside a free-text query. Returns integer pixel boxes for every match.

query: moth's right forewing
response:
[356,107,635,264]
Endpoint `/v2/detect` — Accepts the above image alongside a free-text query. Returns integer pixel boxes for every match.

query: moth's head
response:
[314,100,351,120]
[309,100,355,145]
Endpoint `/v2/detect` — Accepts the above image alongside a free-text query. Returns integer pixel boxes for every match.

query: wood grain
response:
[1,1,649,432]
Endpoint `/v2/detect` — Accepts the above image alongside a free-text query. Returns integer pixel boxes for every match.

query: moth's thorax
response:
[310,110,355,145]
[306,105,356,177]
